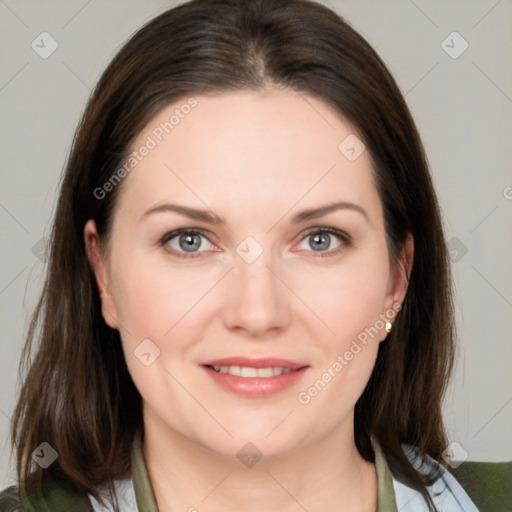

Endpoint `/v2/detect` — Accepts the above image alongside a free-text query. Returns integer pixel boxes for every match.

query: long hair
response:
[11,0,454,509]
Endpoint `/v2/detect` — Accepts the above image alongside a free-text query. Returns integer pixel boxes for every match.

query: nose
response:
[221,254,292,338]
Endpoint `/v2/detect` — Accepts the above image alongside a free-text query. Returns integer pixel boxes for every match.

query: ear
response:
[84,220,120,329]
[380,233,414,338]
[390,232,414,305]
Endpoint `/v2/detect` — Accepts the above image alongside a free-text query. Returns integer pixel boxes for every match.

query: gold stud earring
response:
[385,322,392,334]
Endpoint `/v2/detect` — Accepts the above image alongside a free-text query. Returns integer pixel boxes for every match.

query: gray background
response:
[1,0,511,488]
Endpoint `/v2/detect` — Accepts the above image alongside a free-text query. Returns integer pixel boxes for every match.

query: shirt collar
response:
[372,436,399,512]
[131,432,399,511]
[131,431,159,511]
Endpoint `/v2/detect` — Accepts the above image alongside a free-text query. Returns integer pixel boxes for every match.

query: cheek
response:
[291,249,390,406]
[110,252,210,342]
[295,254,390,347]
[108,254,210,401]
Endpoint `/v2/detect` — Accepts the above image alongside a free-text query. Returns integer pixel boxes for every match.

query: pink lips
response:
[201,357,309,397]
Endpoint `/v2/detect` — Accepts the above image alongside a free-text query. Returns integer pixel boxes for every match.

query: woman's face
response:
[86,90,410,459]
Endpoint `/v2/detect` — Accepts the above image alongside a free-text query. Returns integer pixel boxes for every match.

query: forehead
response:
[115,90,381,225]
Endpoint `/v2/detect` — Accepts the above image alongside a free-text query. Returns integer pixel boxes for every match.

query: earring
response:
[385,321,392,334]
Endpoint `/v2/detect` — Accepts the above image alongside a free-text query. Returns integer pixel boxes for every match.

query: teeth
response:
[241,366,258,377]
[210,365,293,377]
[255,367,273,378]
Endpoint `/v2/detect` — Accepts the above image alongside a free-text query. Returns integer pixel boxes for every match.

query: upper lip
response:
[201,357,307,370]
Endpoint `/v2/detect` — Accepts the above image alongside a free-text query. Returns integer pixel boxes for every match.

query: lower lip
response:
[201,365,309,397]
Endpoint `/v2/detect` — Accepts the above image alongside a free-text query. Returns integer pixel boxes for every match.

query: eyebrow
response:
[290,201,369,223]
[141,201,368,225]
[141,203,224,224]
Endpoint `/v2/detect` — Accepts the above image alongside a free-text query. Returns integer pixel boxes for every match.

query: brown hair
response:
[11,0,454,509]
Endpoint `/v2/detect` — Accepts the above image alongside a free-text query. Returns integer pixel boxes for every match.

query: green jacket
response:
[1,435,511,511]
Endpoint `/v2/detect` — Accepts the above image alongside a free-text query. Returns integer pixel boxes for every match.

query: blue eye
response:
[297,229,349,254]
[163,230,214,255]
[161,227,350,259]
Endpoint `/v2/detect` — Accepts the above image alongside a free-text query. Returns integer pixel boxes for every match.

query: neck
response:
[142,407,378,512]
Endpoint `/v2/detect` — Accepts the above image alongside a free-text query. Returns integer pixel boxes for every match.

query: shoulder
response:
[450,460,512,512]
[397,444,511,511]
[0,476,93,511]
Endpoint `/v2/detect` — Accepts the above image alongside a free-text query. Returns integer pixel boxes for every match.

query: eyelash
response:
[160,227,352,259]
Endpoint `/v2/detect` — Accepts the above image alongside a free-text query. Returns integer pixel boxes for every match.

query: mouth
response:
[200,357,309,397]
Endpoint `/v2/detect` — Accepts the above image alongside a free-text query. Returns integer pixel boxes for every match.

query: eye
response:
[161,228,349,258]
[162,229,215,256]
[296,228,350,255]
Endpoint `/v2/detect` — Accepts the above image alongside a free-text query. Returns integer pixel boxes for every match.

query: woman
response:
[1,0,510,510]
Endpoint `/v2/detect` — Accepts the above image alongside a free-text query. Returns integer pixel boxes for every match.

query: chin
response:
[194,420,311,462]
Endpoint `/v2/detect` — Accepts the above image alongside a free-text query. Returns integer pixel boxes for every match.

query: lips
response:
[200,357,309,397]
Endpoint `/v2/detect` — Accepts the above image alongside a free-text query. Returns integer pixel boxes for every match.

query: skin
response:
[85,89,413,512]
